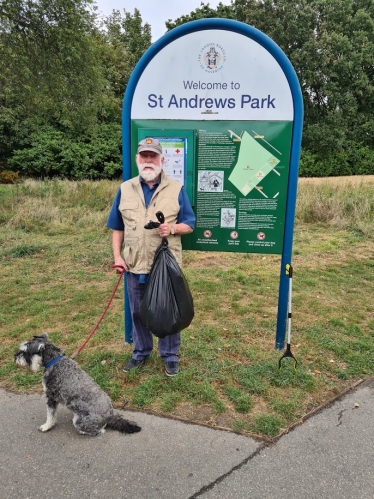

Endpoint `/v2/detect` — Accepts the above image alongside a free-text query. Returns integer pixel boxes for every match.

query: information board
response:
[192,123,291,254]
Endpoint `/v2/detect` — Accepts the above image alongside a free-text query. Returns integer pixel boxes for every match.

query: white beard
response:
[137,160,162,182]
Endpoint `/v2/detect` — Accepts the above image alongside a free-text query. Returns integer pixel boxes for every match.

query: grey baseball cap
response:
[137,138,163,155]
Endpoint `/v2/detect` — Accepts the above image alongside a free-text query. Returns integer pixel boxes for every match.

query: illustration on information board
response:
[221,208,236,228]
[228,131,280,197]
[198,171,224,192]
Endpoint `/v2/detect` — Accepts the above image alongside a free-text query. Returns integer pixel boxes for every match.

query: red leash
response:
[70,266,126,360]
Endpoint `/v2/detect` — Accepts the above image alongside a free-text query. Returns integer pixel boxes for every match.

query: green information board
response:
[132,120,292,254]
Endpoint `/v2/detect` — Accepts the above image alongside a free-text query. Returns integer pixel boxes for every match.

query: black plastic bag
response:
[139,228,194,338]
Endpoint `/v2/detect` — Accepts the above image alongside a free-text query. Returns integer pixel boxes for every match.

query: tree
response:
[104,8,151,100]
[94,8,151,124]
[0,2,151,178]
[167,0,374,176]
[0,0,106,131]
[166,1,234,29]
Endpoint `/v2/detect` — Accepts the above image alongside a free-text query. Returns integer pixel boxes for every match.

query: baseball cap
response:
[137,138,162,155]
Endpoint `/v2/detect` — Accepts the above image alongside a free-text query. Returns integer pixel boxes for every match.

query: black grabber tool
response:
[279,264,297,370]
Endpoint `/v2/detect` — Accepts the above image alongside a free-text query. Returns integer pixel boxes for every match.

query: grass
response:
[1,176,374,438]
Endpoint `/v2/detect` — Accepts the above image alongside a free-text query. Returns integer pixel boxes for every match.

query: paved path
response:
[1,378,373,499]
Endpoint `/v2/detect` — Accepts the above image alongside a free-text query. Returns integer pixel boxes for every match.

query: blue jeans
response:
[126,272,180,362]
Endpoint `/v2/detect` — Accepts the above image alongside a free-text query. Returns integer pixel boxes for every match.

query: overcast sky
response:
[94,0,229,41]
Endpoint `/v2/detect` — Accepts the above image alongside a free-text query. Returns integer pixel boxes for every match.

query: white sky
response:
[93,0,229,41]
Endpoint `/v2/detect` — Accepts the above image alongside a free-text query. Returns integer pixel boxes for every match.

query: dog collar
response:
[44,355,64,369]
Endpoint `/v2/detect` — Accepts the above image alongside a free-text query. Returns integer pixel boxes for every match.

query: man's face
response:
[136,151,164,182]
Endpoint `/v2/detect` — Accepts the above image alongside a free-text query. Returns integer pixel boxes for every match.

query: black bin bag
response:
[139,215,194,338]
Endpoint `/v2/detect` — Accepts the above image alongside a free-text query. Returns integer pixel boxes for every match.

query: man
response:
[107,138,195,376]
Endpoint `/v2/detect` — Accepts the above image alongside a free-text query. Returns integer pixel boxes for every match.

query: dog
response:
[15,333,141,436]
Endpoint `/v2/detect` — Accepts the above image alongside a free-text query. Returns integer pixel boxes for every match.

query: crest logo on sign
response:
[198,43,226,73]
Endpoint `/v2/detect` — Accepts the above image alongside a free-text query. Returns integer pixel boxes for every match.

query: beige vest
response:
[119,172,183,274]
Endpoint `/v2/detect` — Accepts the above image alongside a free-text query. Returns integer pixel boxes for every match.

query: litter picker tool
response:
[278,264,298,370]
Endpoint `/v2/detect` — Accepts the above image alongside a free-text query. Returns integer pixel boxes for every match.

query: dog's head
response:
[15,333,49,373]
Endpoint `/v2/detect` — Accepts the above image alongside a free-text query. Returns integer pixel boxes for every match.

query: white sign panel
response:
[132,30,293,121]
[157,137,186,185]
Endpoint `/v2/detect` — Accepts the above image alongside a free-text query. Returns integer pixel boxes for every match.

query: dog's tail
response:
[106,414,141,434]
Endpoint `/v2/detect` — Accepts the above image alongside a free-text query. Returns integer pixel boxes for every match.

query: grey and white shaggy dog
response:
[15,333,141,436]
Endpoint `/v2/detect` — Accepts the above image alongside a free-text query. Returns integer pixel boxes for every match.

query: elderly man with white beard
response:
[106,138,195,376]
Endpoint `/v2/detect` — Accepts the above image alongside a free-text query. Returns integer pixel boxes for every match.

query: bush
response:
[8,124,122,179]
[348,145,374,175]
[299,145,374,178]
[0,169,19,184]
[299,150,333,177]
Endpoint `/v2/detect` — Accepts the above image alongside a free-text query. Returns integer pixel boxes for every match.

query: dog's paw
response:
[39,423,53,432]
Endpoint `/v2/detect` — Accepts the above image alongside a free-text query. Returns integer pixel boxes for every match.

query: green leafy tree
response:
[167,0,374,176]
[0,2,151,178]
[104,8,151,100]
[94,8,151,124]
[165,1,234,28]
[0,0,104,131]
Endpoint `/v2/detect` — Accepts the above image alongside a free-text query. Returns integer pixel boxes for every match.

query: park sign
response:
[122,19,303,349]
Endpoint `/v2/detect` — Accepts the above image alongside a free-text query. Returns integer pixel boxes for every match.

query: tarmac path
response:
[1,378,373,499]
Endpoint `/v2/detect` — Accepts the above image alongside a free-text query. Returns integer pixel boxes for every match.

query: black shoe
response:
[165,361,179,377]
[123,358,146,372]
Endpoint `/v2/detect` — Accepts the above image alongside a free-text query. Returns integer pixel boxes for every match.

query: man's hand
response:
[158,222,193,237]
[114,256,128,272]
[158,222,172,237]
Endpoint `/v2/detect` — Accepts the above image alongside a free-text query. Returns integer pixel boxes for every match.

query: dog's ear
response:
[33,332,48,341]
[38,342,46,352]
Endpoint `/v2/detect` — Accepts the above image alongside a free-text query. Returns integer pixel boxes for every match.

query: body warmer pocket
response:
[123,237,140,269]
[119,201,139,228]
